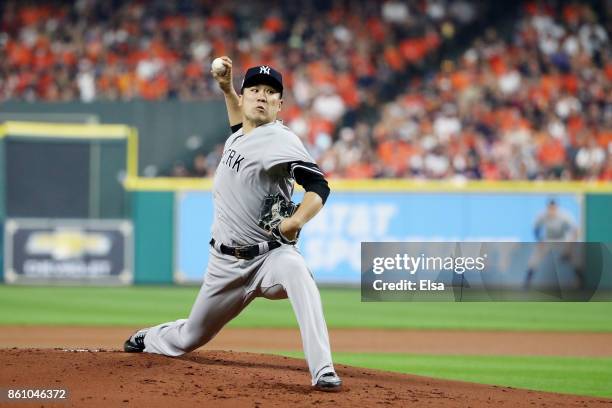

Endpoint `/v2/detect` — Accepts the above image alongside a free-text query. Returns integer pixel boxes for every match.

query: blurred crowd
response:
[1,0,610,180]
[1,0,475,101]
[314,1,611,181]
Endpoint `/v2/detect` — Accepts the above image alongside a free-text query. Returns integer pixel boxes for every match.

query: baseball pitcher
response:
[124,58,341,391]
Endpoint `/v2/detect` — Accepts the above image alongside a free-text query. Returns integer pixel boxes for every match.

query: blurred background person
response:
[524,198,584,289]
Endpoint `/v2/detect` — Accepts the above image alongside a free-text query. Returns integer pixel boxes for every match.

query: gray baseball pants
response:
[143,244,335,385]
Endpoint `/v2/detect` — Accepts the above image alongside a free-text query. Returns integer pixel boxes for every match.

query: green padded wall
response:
[585,194,612,242]
[2,101,230,175]
[131,191,174,284]
[585,194,612,289]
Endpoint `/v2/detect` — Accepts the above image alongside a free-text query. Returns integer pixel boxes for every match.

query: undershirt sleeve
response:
[290,161,330,204]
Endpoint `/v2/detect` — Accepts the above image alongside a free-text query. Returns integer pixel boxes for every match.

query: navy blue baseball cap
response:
[240,65,283,96]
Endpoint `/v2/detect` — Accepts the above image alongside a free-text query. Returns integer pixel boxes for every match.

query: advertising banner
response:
[4,219,133,284]
[176,191,581,284]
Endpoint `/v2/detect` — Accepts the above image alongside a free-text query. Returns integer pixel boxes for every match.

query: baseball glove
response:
[258,193,300,245]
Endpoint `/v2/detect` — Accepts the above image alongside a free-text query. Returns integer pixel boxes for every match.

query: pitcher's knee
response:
[261,284,287,299]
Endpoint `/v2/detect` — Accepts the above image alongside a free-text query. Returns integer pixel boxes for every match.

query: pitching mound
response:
[1,349,610,407]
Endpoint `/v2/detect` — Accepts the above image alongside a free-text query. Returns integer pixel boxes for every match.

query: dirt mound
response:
[3,326,612,356]
[1,349,610,407]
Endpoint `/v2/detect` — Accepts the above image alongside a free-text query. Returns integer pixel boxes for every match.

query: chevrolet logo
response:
[26,230,111,260]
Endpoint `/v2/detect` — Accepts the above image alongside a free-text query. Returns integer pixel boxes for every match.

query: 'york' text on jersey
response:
[222,148,245,172]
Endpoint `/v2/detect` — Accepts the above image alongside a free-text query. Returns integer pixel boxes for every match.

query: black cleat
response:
[314,372,342,392]
[123,329,148,353]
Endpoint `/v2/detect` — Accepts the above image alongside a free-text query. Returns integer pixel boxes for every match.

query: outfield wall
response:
[2,178,611,284]
[1,101,230,175]
[125,179,612,285]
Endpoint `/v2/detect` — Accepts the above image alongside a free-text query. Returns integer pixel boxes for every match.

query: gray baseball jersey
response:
[142,121,336,385]
[534,211,576,241]
[212,120,315,245]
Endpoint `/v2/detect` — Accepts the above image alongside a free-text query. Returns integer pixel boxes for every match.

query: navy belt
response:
[209,238,281,260]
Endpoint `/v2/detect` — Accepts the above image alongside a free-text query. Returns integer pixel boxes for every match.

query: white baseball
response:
[211,58,227,75]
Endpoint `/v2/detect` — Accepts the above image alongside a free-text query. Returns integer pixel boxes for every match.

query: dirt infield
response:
[2,327,611,407]
[1,349,611,408]
[1,326,612,356]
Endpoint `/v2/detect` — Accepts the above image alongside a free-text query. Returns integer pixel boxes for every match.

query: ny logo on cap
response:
[260,66,271,75]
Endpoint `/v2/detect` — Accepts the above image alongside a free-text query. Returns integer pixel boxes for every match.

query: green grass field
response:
[280,352,612,398]
[1,286,612,331]
[1,285,611,398]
